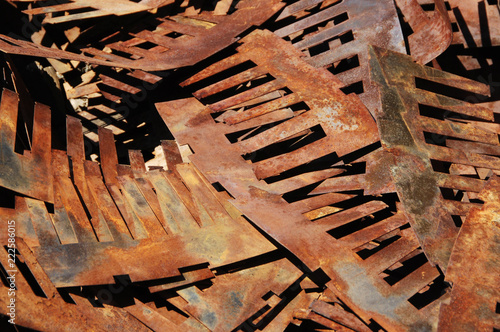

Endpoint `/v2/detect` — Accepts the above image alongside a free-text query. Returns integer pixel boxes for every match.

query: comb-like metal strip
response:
[0,0,285,71]
[272,0,405,114]
[0,89,276,288]
[159,30,446,330]
[369,45,499,271]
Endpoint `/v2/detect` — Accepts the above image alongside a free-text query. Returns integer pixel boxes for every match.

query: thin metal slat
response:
[181,53,249,87]
[266,168,344,195]
[224,93,302,125]
[176,163,232,225]
[391,261,441,297]
[209,79,287,112]
[84,161,133,241]
[274,2,348,38]
[312,200,388,231]
[24,198,59,247]
[289,193,354,214]
[363,230,421,274]
[158,18,207,37]
[118,175,167,240]
[193,66,269,99]
[52,150,99,243]
[147,171,196,234]
[50,186,79,245]
[339,212,408,249]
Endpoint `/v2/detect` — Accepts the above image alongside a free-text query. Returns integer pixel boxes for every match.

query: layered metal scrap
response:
[0,0,499,331]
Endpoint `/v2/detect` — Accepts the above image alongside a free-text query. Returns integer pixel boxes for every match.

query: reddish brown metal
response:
[0,238,151,331]
[0,2,498,330]
[438,175,500,331]
[176,258,302,331]
[0,89,276,289]
[293,298,372,332]
[369,45,499,271]
[160,30,446,331]
[273,0,406,115]
[23,0,175,24]
[419,0,500,48]
[395,0,453,64]
[0,88,53,202]
[0,0,285,71]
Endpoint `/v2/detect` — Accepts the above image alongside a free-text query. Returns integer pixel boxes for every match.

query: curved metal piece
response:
[419,0,500,48]
[395,0,453,64]
[438,175,500,331]
[0,89,276,289]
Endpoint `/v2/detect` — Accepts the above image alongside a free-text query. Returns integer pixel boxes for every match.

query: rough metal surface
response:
[0,0,284,71]
[419,0,500,48]
[23,0,175,24]
[0,1,498,330]
[0,88,276,289]
[0,89,53,202]
[0,238,151,332]
[395,0,452,64]
[438,175,500,331]
[161,30,447,331]
[370,45,499,271]
[271,0,406,115]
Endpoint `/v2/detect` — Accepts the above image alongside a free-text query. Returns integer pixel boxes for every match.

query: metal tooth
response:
[0,89,53,203]
[22,0,172,24]
[308,299,373,332]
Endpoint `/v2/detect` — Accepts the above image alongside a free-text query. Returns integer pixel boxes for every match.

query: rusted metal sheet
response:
[0,2,498,330]
[294,298,373,332]
[159,30,447,331]
[272,0,406,115]
[0,0,285,71]
[0,88,53,202]
[0,89,275,288]
[395,0,452,64]
[159,95,445,332]
[0,238,151,332]
[23,0,174,24]
[369,45,498,271]
[438,175,500,331]
[176,258,301,331]
[181,29,379,162]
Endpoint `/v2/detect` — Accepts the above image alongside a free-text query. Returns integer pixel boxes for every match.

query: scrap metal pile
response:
[0,0,498,331]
